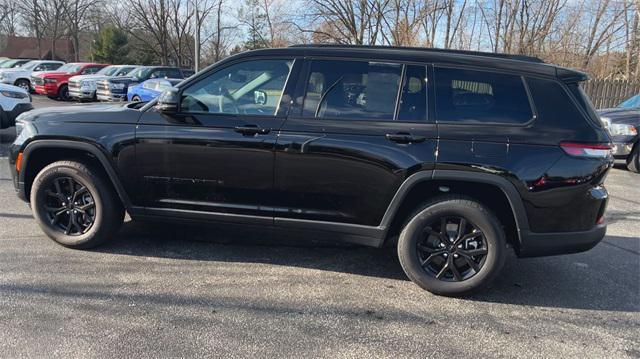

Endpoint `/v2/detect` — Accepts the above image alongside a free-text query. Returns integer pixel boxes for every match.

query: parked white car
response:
[0,60,65,92]
[0,83,33,129]
[68,65,138,101]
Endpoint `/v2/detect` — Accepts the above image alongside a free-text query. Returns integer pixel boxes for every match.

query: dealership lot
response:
[0,96,638,358]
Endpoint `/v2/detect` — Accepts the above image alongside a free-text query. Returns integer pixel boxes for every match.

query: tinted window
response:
[81,66,102,75]
[302,60,402,121]
[181,59,292,116]
[398,65,427,122]
[434,68,533,124]
[151,68,182,79]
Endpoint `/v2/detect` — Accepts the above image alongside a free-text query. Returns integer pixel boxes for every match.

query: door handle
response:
[234,125,271,136]
[385,132,426,144]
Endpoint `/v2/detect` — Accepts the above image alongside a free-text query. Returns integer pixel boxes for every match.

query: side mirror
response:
[254,90,267,105]
[156,88,180,114]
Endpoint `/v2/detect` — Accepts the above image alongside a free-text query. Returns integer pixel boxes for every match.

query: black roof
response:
[228,44,587,82]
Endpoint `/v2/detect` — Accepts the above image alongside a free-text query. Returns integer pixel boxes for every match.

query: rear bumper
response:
[518,224,607,257]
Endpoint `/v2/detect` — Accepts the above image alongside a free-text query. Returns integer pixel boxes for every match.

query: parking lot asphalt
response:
[0,96,638,358]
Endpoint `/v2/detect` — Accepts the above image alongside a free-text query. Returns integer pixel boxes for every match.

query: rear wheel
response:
[14,79,30,92]
[30,161,125,249]
[626,143,639,173]
[397,196,506,296]
[131,95,141,102]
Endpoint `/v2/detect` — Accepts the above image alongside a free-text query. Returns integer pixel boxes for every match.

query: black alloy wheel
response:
[397,196,506,296]
[43,176,96,235]
[31,160,125,248]
[417,216,488,282]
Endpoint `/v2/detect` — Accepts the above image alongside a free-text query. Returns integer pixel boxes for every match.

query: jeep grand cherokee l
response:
[8,45,612,296]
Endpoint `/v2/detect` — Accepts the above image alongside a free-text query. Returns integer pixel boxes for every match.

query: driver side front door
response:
[134,58,298,222]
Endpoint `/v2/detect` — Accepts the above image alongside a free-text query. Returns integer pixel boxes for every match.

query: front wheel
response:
[131,95,141,102]
[397,196,506,296]
[626,143,639,173]
[30,160,125,249]
[58,84,70,101]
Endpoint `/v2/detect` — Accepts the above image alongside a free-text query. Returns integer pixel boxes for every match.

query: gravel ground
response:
[0,96,637,358]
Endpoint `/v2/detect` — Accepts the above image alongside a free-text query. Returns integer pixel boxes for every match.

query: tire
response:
[397,195,506,297]
[30,160,125,249]
[58,84,70,101]
[626,143,639,173]
[131,95,141,102]
[14,79,30,92]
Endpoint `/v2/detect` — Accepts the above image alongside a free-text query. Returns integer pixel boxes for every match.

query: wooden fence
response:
[582,79,640,109]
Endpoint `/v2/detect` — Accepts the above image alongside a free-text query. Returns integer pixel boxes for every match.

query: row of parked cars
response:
[0,58,192,103]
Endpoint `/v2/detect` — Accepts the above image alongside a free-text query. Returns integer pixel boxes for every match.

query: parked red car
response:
[32,63,108,100]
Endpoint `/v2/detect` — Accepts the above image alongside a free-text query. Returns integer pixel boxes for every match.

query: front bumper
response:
[34,84,58,96]
[69,88,96,100]
[0,103,33,129]
[96,90,127,102]
[610,140,636,158]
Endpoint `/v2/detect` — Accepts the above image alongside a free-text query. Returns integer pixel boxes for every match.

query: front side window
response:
[180,59,292,116]
[434,68,533,124]
[302,60,402,120]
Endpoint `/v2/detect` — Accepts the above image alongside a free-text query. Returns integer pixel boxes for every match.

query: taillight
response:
[560,142,611,158]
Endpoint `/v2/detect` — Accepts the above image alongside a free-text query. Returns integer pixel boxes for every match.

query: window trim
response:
[175,57,297,119]
[433,64,538,127]
[297,58,430,123]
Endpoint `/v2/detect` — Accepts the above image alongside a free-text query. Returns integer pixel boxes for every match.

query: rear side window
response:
[527,77,594,131]
[434,68,533,124]
[397,65,427,122]
[302,60,402,121]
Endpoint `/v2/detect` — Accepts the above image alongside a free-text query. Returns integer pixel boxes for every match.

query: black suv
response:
[8,45,612,296]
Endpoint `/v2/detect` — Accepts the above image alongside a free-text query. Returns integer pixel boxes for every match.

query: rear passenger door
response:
[433,66,537,169]
[273,59,437,228]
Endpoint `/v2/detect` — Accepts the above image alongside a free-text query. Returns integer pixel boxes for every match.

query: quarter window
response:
[434,68,533,124]
[302,60,402,121]
[180,59,293,116]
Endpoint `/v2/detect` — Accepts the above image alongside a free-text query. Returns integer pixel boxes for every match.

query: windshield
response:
[21,61,39,70]
[57,63,83,74]
[128,67,152,80]
[116,67,136,76]
[0,60,20,68]
[618,95,640,109]
[97,66,118,76]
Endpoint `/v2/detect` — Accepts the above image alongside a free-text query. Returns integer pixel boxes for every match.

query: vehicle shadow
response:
[96,221,639,312]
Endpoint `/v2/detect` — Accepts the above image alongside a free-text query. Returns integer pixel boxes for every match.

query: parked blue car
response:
[127,78,182,102]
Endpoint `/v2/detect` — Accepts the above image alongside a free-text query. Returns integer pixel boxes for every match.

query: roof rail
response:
[289,44,545,64]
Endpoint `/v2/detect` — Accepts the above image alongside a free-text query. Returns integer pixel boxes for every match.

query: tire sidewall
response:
[31,163,105,247]
[398,200,506,296]
[627,143,639,173]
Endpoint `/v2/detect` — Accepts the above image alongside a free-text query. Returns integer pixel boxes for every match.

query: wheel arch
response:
[380,170,529,251]
[14,77,31,85]
[19,140,133,211]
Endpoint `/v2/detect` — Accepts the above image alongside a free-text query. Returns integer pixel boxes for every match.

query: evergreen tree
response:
[91,26,130,64]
